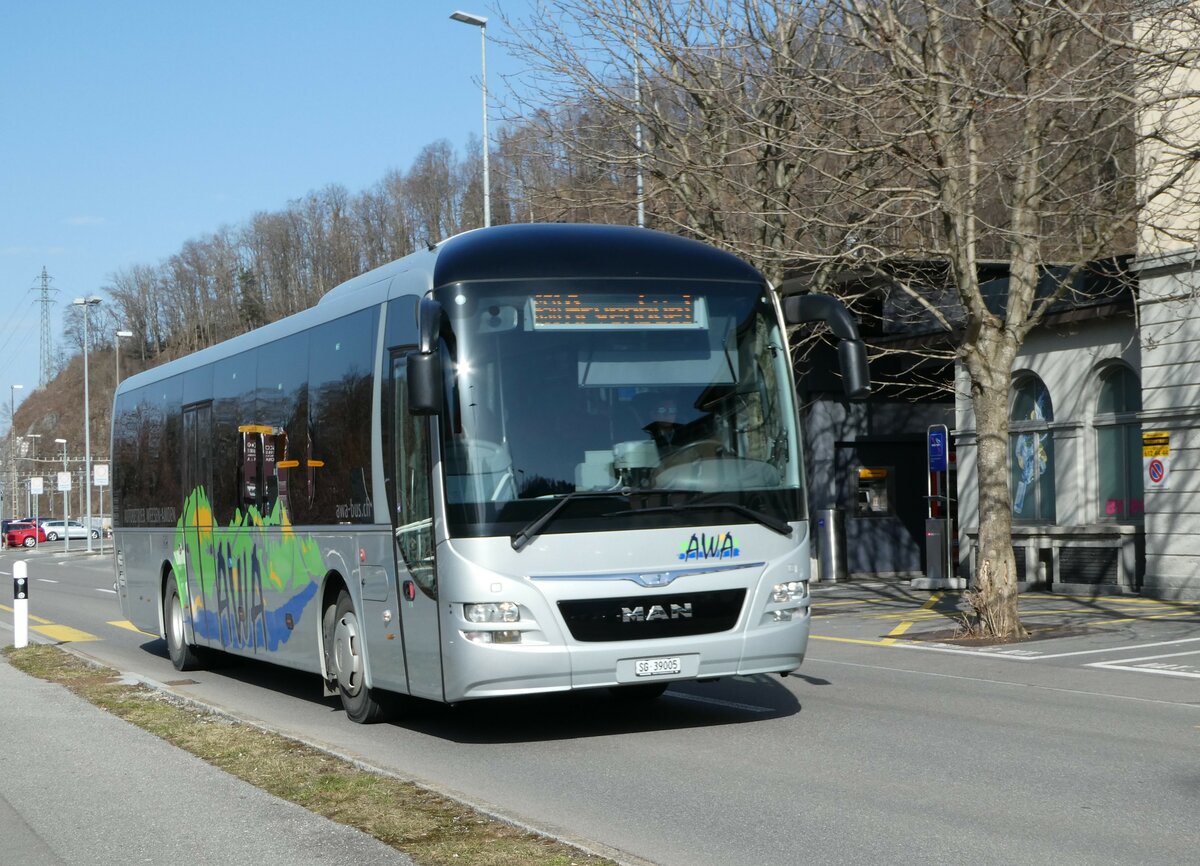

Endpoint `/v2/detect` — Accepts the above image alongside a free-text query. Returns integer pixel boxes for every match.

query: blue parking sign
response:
[928,426,948,473]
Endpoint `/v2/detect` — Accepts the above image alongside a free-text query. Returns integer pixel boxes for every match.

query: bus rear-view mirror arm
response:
[782,293,871,401]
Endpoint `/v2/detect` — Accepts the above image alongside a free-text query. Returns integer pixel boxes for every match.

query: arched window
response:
[1010,376,1055,523]
[1095,366,1143,521]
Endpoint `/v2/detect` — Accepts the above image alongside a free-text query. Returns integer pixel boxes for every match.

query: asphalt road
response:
[3,551,1198,866]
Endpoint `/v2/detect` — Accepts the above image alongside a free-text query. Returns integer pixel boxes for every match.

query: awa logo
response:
[679,531,739,561]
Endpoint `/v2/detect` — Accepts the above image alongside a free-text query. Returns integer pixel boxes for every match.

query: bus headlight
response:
[464,601,520,624]
[463,630,523,644]
[771,580,809,603]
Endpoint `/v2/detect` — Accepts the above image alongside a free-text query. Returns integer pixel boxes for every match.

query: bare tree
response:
[505,0,1200,637]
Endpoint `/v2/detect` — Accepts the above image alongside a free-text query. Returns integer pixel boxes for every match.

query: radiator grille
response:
[558,589,746,642]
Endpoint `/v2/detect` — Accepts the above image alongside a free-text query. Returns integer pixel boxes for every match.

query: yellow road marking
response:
[0,602,102,641]
[108,619,157,636]
[1091,610,1199,626]
[811,634,896,647]
[32,624,99,642]
[0,603,53,624]
[871,593,954,629]
[1034,594,1193,605]
[869,610,953,621]
[812,599,887,608]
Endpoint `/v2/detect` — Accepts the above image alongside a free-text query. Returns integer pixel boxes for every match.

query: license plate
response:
[634,656,682,677]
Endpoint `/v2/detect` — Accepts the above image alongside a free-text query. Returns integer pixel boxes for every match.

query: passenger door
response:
[389,349,442,701]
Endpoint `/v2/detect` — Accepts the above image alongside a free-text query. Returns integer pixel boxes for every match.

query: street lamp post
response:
[55,437,68,552]
[9,383,22,522]
[115,329,133,387]
[450,10,490,228]
[73,295,101,553]
[25,434,40,518]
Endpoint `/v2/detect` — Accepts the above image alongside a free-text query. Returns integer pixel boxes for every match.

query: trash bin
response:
[815,508,848,583]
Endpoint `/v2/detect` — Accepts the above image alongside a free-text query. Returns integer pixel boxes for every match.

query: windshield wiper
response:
[622,498,794,537]
[510,491,620,551]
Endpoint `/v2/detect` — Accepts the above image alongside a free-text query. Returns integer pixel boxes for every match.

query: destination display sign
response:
[531,293,706,330]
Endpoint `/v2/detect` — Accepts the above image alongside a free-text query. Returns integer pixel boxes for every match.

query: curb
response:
[47,641,656,866]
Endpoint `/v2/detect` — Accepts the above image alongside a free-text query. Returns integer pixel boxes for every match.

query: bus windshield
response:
[433,279,804,538]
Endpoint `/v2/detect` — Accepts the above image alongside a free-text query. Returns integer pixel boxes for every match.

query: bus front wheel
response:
[164,578,201,671]
[327,590,389,724]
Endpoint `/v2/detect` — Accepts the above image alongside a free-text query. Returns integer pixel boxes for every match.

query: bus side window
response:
[239,428,260,516]
[238,425,288,519]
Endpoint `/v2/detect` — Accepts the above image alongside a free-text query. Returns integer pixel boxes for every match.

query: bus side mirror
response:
[408,295,447,415]
[407,351,443,415]
[783,293,871,401]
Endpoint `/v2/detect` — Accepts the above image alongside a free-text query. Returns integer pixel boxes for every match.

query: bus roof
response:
[116,224,764,395]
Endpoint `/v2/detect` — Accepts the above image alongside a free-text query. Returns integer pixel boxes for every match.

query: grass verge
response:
[4,644,617,866]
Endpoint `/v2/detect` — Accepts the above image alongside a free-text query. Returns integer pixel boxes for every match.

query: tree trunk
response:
[964,331,1026,640]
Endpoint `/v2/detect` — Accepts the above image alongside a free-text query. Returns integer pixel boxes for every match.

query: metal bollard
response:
[13,560,28,648]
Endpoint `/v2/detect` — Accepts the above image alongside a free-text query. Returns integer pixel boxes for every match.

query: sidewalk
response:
[0,655,414,866]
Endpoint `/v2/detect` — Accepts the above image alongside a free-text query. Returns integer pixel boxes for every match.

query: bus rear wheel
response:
[328,590,389,724]
[164,578,201,671]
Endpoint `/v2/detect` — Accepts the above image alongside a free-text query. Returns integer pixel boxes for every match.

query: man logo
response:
[621,603,693,622]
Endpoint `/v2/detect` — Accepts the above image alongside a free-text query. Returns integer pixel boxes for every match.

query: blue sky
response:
[0,1,529,414]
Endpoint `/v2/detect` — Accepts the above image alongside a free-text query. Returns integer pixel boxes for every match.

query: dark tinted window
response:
[301,308,378,524]
[255,331,310,520]
[213,350,257,525]
[112,376,183,527]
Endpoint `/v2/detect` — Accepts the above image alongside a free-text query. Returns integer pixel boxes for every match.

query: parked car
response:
[5,521,47,548]
[40,520,100,541]
[1,517,39,536]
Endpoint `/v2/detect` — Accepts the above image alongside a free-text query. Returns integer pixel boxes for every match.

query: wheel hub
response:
[168,592,185,648]
[333,611,363,695]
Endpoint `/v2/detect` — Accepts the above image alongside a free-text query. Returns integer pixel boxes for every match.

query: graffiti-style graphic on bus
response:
[173,488,322,652]
[679,531,740,561]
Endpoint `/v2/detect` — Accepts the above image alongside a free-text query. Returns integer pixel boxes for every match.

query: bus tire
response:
[329,590,389,724]
[164,578,202,671]
[608,682,669,701]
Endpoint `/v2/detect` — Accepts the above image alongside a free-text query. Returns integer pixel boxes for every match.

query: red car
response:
[5,521,47,548]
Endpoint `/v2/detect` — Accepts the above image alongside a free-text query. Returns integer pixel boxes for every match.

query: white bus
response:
[112,223,868,722]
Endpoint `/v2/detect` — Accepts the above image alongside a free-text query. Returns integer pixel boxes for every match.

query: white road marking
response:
[808,657,1200,708]
[666,692,774,714]
[1087,649,1200,680]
